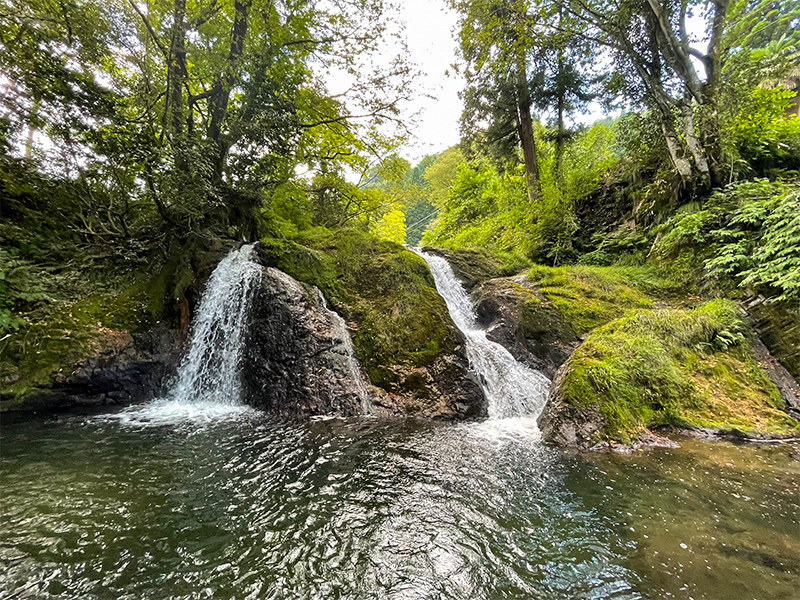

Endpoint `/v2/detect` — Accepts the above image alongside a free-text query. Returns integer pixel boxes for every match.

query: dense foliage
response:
[0,0,415,337]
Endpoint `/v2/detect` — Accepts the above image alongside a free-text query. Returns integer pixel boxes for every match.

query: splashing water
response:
[413,249,551,421]
[169,243,262,405]
[314,287,373,415]
[106,244,262,426]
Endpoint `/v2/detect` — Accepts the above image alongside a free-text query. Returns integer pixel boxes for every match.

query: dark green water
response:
[1,406,798,599]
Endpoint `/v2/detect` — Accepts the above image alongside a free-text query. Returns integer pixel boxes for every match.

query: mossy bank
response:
[426,246,800,448]
[536,296,800,449]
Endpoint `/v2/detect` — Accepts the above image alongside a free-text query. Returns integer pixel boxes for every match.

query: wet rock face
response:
[1,326,183,411]
[745,296,800,380]
[537,365,603,449]
[241,267,370,417]
[241,266,486,420]
[472,276,579,380]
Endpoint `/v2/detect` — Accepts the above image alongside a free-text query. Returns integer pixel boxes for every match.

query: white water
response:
[107,244,262,426]
[314,288,373,415]
[413,249,551,422]
[170,243,262,405]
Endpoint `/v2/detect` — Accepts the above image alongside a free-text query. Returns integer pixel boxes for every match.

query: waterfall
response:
[314,288,373,415]
[413,249,550,421]
[169,243,262,405]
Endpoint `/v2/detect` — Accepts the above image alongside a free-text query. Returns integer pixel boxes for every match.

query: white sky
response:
[397,0,464,163]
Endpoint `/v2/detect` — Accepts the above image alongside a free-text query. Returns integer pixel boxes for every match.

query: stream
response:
[1,247,798,599]
[2,413,799,599]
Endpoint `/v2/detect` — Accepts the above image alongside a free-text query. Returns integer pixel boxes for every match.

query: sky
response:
[396,0,465,163]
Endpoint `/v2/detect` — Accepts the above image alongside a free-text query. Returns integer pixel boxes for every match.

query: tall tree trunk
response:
[515,54,542,202]
[24,99,40,160]
[701,0,729,187]
[680,91,711,190]
[167,0,186,138]
[208,0,252,180]
[555,1,566,187]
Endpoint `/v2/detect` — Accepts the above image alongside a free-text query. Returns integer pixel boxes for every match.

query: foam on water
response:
[101,397,258,428]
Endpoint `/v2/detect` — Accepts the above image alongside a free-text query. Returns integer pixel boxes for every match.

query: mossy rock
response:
[1,250,191,403]
[745,297,800,381]
[472,277,579,378]
[539,299,800,447]
[258,229,460,395]
[526,264,664,336]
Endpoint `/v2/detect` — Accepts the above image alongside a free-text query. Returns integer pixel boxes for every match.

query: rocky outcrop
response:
[539,300,800,450]
[538,363,679,452]
[241,266,486,420]
[0,239,234,413]
[256,232,487,419]
[0,326,183,411]
[241,267,370,417]
[472,276,579,379]
[744,295,800,380]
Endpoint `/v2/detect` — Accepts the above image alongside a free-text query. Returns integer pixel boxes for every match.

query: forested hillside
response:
[1,0,799,442]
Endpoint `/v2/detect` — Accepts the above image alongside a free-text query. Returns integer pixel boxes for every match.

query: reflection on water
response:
[1,410,798,599]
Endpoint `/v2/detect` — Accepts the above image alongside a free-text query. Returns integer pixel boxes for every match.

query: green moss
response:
[260,228,456,393]
[527,264,656,335]
[558,299,799,443]
[1,260,176,400]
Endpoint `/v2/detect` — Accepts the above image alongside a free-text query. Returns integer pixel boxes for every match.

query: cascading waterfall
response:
[413,249,550,421]
[314,288,373,415]
[169,243,262,405]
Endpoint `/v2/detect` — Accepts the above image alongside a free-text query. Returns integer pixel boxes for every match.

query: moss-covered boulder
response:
[257,229,486,419]
[539,299,800,449]
[525,264,682,336]
[0,264,184,411]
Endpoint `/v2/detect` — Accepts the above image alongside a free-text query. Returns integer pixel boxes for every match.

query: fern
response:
[704,187,800,301]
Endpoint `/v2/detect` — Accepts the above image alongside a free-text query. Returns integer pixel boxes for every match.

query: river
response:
[1,246,798,599]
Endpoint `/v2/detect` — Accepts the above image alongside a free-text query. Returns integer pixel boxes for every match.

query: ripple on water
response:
[1,413,798,600]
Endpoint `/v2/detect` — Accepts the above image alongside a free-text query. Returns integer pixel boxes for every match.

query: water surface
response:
[2,409,798,599]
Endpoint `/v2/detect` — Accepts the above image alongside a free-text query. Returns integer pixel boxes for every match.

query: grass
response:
[557,299,799,443]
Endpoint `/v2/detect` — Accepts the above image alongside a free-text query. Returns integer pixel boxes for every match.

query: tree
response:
[570,0,800,191]
[0,0,415,239]
[451,0,543,202]
[372,209,407,244]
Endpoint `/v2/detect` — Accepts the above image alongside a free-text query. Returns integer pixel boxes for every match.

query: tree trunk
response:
[515,54,542,202]
[208,0,252,180]
[701,0,729,187]
[555,1,566,187]
[555,60,566,187]
[167,0,186,138]
[679,93,711,191]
